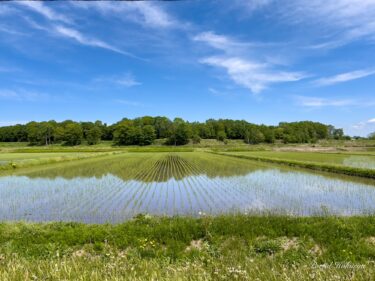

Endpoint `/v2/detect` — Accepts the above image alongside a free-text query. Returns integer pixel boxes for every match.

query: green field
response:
[1,143,375,280]
[0,151,121,171]
[1,215,375,281]
[2,152,375,223]
[223,151,375,169]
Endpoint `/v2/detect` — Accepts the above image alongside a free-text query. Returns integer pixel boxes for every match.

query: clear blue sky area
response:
[1,1,375,136]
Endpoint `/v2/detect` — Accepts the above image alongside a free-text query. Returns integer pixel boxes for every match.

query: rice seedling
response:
[224,151,375,170]
[1,152,375,223]
[218,151,375,178]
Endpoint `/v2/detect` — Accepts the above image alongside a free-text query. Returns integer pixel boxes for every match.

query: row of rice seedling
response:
[180,155,242,213]
[0,154,156,223]
[0,151,121,172]
[102,154,162,221]
[217,151,375,178]
[174,155,218,214]
[1,152,375,223]
[181,153,277,212]
[129,155,165,216]
[226,151,375,169]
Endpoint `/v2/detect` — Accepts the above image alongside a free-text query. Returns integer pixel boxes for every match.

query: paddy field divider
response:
[211,152,375,179]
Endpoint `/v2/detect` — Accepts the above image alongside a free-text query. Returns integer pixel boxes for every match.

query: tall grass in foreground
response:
[0,215,375,280]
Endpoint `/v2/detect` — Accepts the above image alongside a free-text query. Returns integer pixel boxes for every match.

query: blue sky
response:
[0,1,375,136]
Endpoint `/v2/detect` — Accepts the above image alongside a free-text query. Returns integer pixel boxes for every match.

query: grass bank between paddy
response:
[0,151,123,172]
[0,215,375,280]
[215,152,375,179]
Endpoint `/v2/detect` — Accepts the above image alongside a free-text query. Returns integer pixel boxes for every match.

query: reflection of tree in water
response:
[18,153,265,183]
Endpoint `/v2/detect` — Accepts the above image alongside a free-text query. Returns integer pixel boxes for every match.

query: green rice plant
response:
[216,152,375,179]
[0,151,122,172]
[2,152,375,223]
[126,147,194,153]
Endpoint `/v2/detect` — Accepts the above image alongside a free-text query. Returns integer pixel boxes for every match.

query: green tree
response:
[140,125,156,145]
[113,121,133,145]
[40,121,55,145]
[154,116,171,139]
[192,134,201,144]
[26,122,43,145]
[333,128,344,140]
[216,130,227,142]
[244,126,265,144]
[86,126,102,145]
[54,126,65,143]
[167,119,191,145]
[113,121,143,145]
[64,123,83,145]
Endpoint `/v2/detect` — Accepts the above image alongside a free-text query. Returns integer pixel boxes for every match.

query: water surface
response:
[1,152,375,223]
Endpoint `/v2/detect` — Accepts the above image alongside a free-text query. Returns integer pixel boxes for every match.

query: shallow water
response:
[227,151,375,170]
[343,156,375,169]
[1,153,375,223]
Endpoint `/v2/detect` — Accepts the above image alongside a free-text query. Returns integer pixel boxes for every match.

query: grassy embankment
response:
[2,139,375,176]
[2,139,374,152]
[1,142,375,279]
[0,215,375,280]
[215,152,375,179]
[0,151,125,172]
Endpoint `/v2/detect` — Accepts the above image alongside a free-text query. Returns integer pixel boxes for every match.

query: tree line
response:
[0,116,349,146]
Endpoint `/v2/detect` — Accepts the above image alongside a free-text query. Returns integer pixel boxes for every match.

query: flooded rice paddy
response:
[226,151,375,170]
[1,152,375,223]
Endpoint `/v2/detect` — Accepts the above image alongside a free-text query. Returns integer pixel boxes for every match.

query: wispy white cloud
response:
[53,25,134,57]
[208,87,222,96]
[73,2,178,29]
[193,31,249,53]
[16,1,71,24]
[233,0,273,13]
[15,4,137,59]
[193,31,278,54]
[295,96,355,107]
[314,69,375,86]
[131,2,176,28]
[115,73,141,87]
[296,96,375,108]
[200,56,306,94]
[351,118,375,136]
[0,89,50,102]
[95,73,141,88]
[0,5,17,15]
[280,1,375,48]
[22,17,136,58]
[195,31,306,93]
[0,24,28,36]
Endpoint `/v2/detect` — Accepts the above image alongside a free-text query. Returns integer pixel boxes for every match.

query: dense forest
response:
[0,116,349,146]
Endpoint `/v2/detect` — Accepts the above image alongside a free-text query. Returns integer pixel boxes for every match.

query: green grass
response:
[1,143,375,279]
[0,215,374,280]
[226,151,375,166]
[126,147,194,152]
[319,139,375,148]
[3,151,375,223]
[217,152,375,179]
[0,151,123,171]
